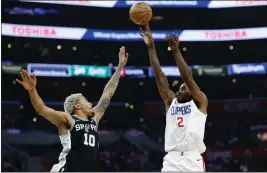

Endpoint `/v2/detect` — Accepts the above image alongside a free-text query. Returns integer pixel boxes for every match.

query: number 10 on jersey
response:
[84,133,95,147]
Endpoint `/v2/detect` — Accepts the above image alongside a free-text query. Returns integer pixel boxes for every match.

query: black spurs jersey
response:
[51,115,99,172]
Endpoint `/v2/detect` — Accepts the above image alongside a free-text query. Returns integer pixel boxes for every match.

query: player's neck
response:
[177,98,192,103]
[75,111,88,120]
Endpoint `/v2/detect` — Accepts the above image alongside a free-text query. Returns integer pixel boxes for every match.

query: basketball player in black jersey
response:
[16,46,128,172]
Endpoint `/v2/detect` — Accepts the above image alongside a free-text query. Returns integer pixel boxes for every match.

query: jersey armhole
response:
[69,118,75,131]
[92,118,99,130]
[58,118,75,137]
[192,100,208,116]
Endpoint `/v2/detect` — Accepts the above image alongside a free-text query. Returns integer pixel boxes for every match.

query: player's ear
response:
[74,104,81,110]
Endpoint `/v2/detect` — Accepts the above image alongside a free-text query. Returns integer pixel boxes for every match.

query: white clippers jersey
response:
[165,98,207,154]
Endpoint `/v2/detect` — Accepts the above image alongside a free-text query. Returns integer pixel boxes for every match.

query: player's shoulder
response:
[198,91,208,115]
[86,117,97,124]
[192,100,207,116]
[165,97,178,112]
[170,97,178,104]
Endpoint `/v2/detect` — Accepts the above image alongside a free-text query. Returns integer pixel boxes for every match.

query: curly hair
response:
[63,93,82,115]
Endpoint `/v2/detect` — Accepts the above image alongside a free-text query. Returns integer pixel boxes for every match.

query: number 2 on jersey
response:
[84,133,95,147]
[177,117,184,127]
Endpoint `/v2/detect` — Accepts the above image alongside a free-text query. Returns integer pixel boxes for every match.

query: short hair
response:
[64,93,83,115]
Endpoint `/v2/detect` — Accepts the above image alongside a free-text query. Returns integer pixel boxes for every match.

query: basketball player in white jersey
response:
[16,46,128,172]
[141,24,207,172]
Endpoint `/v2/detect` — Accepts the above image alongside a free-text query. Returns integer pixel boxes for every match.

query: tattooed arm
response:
[93,46,128,122]
[93,65,122,122]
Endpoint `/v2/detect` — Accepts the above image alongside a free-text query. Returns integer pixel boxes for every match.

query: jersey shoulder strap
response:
[166,98,178,114]
[69,117,76,131]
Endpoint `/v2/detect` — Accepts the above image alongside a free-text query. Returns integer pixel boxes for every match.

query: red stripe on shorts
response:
[202,156,206,172]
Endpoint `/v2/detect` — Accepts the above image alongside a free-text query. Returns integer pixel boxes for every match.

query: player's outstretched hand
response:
[140,23,154,48]
[118,46,128,67]
[165,33,179,52]
[16,70,37,91]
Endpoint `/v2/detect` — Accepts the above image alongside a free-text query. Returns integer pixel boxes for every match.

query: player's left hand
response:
[118,46,128,67]
[165,33,179,52]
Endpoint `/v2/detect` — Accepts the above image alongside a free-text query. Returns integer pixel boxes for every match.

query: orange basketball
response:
[129,2,152,25]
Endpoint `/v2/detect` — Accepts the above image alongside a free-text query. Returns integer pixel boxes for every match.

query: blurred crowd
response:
[2,141,267,172]
[206,156,267,172]
[2,106,267,171]
[2,144,29,172]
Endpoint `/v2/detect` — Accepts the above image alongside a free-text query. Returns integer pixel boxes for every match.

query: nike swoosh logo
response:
[197,159,201,161]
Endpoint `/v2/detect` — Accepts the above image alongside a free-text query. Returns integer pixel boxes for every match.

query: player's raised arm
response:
[140,24,175,106]
[16,70,72,127]
[165,34,208,113]
[93,46,128,122]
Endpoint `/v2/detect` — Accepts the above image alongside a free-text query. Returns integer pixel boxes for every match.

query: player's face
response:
[78,96,94,117]
[176,83,192,102]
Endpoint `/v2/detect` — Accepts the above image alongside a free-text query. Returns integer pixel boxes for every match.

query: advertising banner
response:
[3,23,267,42]
[208,0,267,8]
[227,63,267,75]
[179,28,267,41]
[20,0,118,8]
[113,66,147,78]
[3,62,267,78]
[71,65,111,78]
[2,62,27,74]
[88,30,181,41]
[20,0,267,8]
[149,66,180,77]
[191,65,227,76]
[27,63,71,77]
[2,23,87,40]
